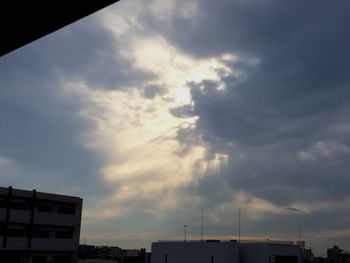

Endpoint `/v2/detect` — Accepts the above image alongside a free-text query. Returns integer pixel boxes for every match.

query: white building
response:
[151,240,299,263]
[0,186,82,263]
[239,241,300,263]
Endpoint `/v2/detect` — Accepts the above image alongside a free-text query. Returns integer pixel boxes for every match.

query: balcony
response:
[34,211,79,226]
[5,237,28,249]
[0,237,76,251]
[9,209,31,223]
[31,237,75,251]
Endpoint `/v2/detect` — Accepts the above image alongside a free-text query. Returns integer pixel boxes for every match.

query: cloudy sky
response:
[1,0,350,255]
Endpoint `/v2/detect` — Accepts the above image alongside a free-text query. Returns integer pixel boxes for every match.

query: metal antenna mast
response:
[238,208,241,242]
[184,224,189,241]
[201,208,204,241]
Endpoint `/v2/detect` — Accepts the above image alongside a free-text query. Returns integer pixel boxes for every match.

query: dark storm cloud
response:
[161,0,350,240]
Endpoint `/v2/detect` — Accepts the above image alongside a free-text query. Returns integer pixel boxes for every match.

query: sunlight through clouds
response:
[132,36,232,105]
[63,35,232,221]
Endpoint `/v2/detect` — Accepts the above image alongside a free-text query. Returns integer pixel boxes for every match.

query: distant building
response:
[297,241,314,263]
[97,246,122,260]
[122,248,151,263]
[79,245,123,260]
[78,245,150,263]
[0,186,82,263]
[327,245,350,263]
[79,245,98,259]
[151,240,299,263]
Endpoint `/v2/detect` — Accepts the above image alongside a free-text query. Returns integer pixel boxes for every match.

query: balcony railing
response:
[31,237,75,250]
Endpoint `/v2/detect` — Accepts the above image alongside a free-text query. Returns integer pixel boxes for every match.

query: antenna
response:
[184,224,189,242]
[298,222,301,244]
[233,207,235,240]
[201,208,204,241]
[238,208,241,242]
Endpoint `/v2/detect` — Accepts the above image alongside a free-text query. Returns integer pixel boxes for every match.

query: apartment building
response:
[0,186,82,263]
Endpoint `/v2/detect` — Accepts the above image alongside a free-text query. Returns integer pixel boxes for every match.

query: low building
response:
[151,240,299,263]
[0,186,82,263]
[78,245,150,263]
[79,245,98,259]
[96,246,122,260]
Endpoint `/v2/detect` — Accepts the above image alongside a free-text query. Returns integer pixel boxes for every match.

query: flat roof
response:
[0,186,82,202]
[154,240,298,246]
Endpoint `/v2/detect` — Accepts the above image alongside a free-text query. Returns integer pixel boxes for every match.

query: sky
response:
[1,0,350,256]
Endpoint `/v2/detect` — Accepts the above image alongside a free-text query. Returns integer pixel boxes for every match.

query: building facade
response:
[0,186,82,263]
[152,240,239,263]
[151,240,299,263]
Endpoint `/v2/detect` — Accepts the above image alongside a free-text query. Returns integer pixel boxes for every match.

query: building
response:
[239,241,300,263]
[327,245,350,263]
[152,240,238,263]
[96,246,122,260]
[121,248,151,263]
[79,245,123,260]
[0,186,82,263]
[151,240,300,263]
[79,245,98,259]
[78,245,150,263]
